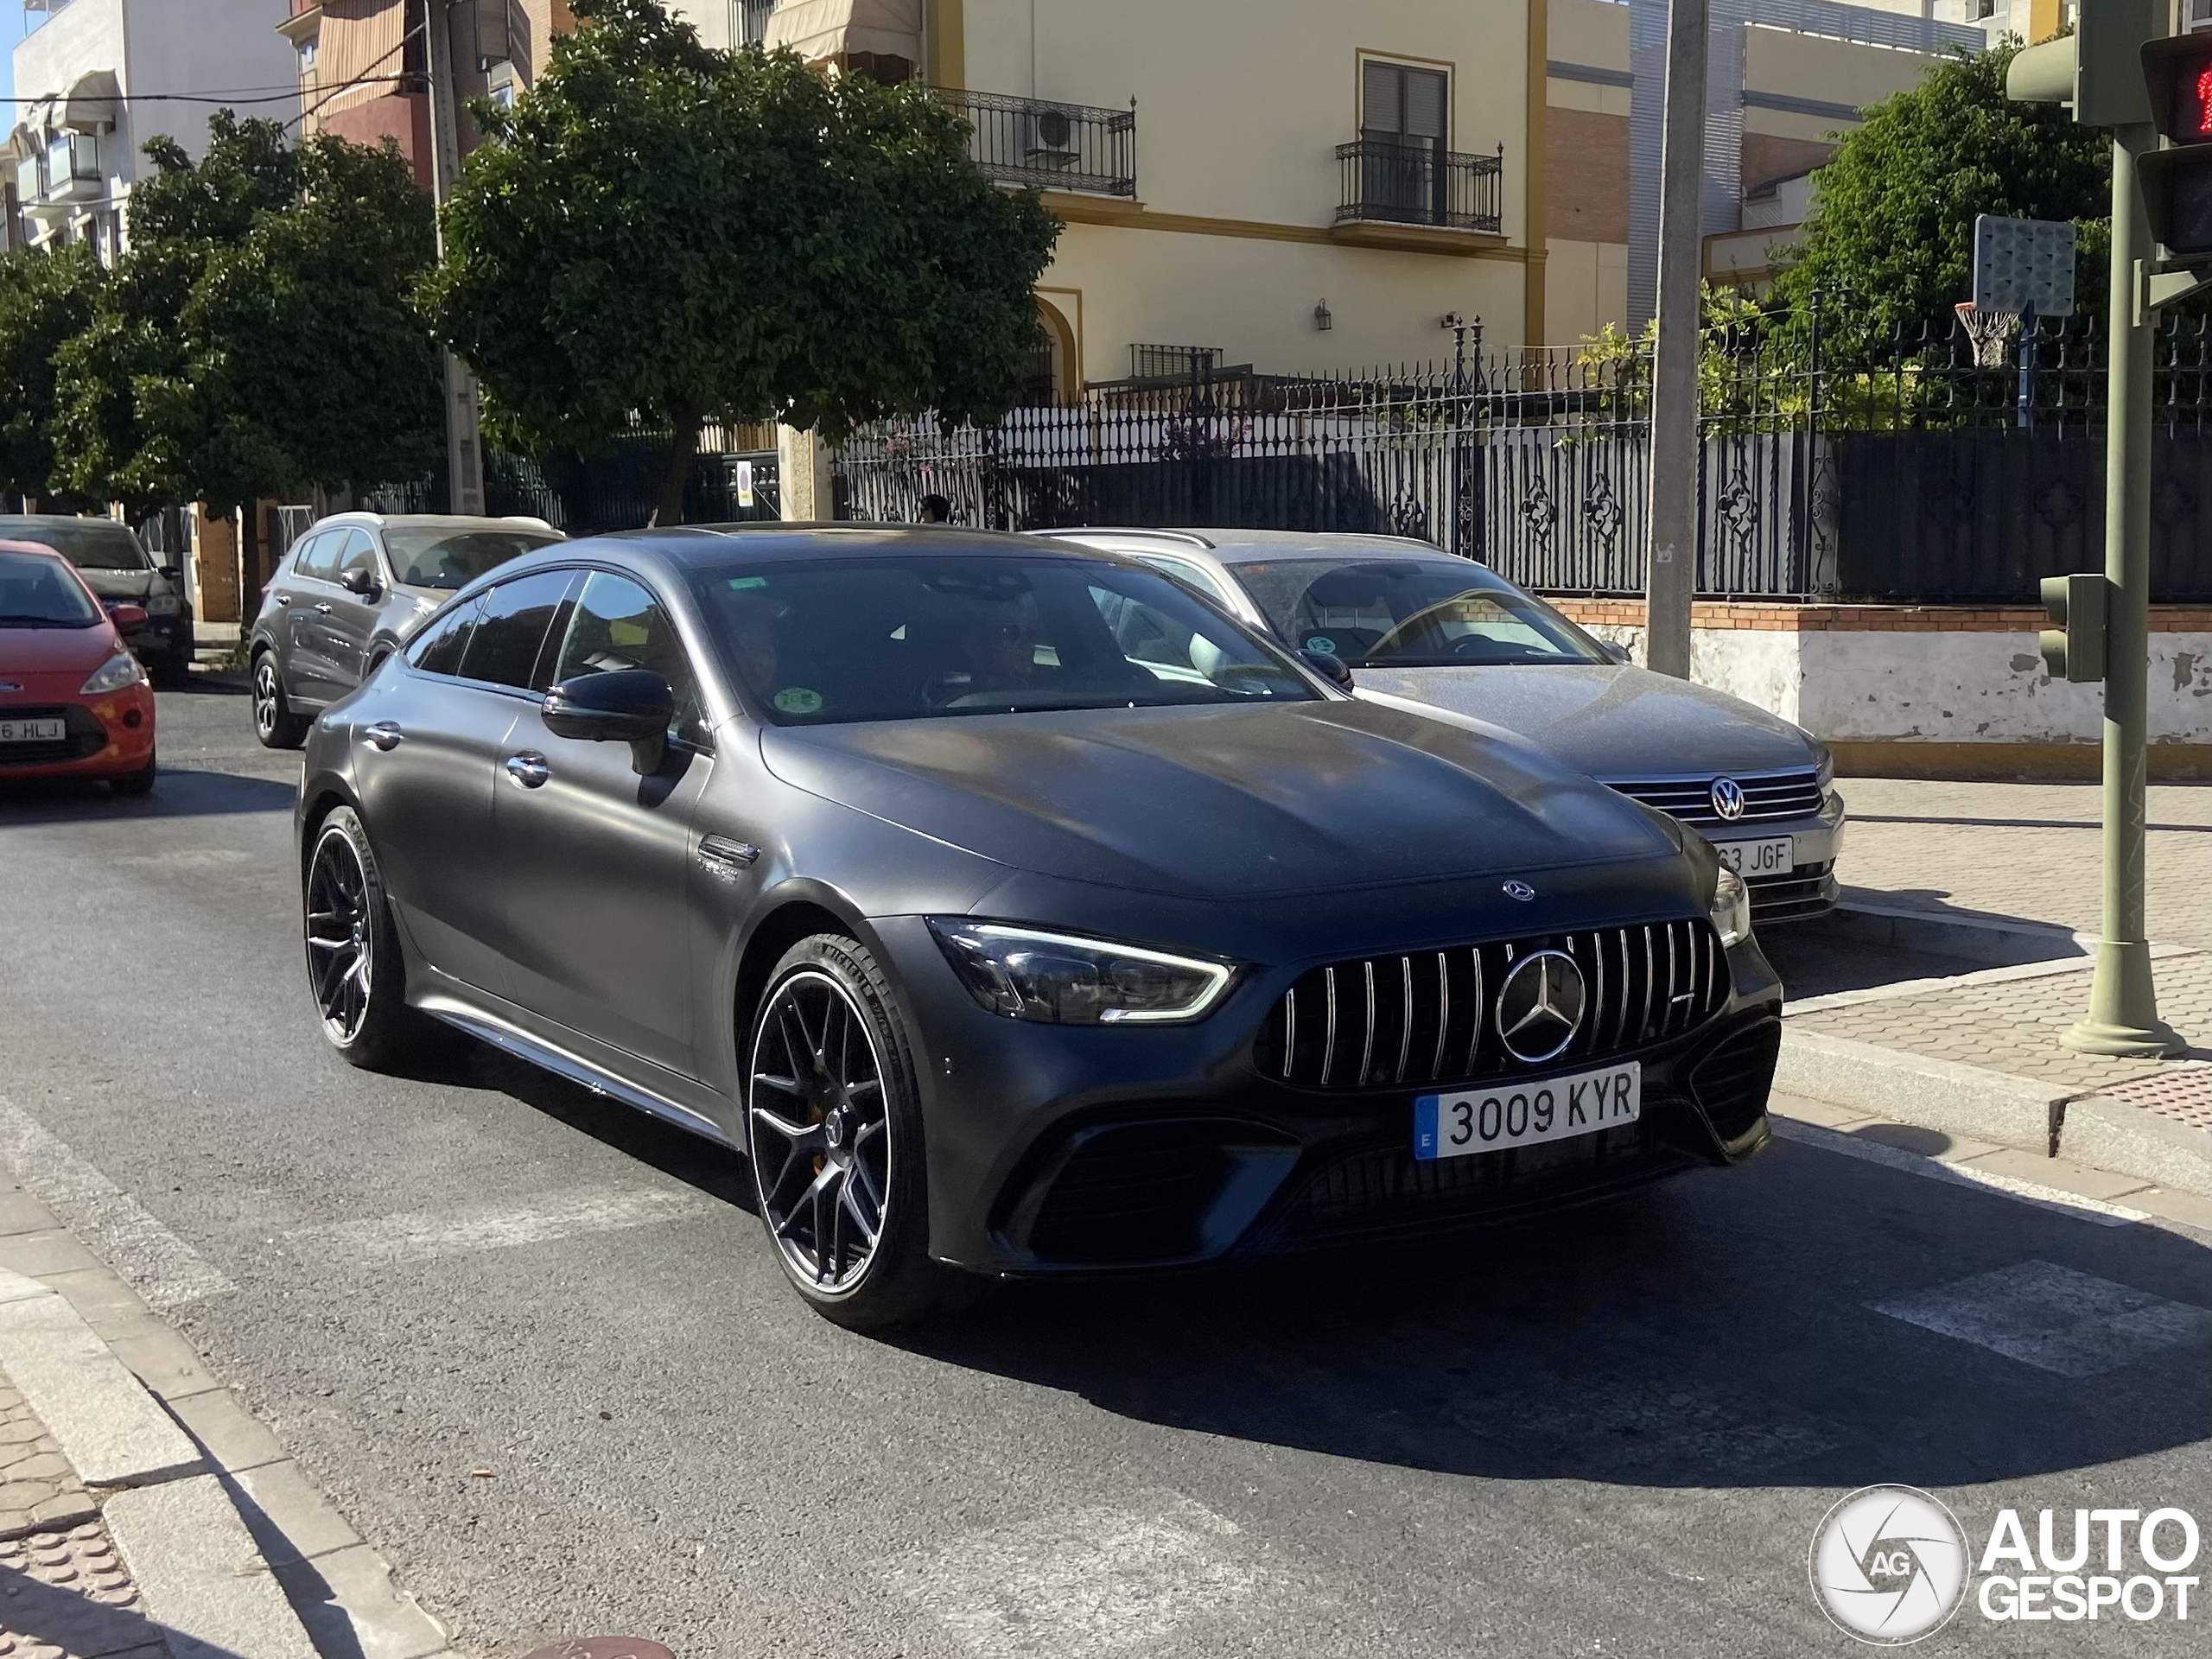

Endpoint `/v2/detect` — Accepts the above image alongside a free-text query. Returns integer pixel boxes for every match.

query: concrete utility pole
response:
[1642,0,1708,679]
[423,0,487,517]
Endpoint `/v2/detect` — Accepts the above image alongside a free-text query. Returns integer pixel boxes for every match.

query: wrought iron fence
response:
[834,310,2212,604]
[938,88,1137,198]
[1335,138,1504,234]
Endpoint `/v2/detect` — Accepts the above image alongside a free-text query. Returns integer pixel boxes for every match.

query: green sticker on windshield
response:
[772,686,823,715]
[1305,635,1337,654]
[728,575,768,590]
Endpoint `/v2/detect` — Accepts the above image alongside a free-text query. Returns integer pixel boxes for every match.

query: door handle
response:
[314,602,334,615]
[365,721,404,752]
[275,594,292,607]
[504,752,551,788]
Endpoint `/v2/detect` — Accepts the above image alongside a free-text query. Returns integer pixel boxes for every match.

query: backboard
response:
[1972,215,2077,317]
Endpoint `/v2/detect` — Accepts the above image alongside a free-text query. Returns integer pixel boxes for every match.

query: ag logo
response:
[1809,1484,1970,1645]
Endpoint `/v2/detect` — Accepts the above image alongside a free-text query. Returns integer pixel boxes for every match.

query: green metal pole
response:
[2065,124,2183,1058]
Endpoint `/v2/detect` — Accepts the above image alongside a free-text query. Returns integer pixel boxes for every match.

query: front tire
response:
[252,651,309,749]
[744,934,973,1331]
[304,806,442,1071]
[110,753,156,797]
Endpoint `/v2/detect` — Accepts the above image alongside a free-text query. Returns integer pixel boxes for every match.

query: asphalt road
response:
[0,683,2205,1659]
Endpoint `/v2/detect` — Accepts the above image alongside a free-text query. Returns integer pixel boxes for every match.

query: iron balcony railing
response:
[1336,137,1502,233]
[938,88,1136,197]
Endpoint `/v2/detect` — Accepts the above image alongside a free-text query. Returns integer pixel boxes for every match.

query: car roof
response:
[1040,528,1452,567]
[303,512,561,535]
[571,522,1139,570]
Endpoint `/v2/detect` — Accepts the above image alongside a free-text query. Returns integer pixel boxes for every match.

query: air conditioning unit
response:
[1022,106,1078,169]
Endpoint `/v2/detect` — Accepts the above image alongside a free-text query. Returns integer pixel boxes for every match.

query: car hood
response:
[0,623,118,676]
[760,698,1681,899]
[1350,664,1817,779]
[72,567,161,601]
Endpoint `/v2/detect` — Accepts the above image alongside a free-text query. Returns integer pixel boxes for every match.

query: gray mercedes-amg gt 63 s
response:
[295,526,1783,1330]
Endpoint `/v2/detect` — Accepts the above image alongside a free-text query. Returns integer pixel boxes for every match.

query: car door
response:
[357,572,573,998]
[319,529,388,698]
[495,569,713,1077]
[275,531,340,700]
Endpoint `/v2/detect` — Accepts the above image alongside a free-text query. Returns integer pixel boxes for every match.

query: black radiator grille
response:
[1688,1022,1781,1143]
[0,704,105,766]
[1609,769,1824,826]
[1256,918,1728,1092]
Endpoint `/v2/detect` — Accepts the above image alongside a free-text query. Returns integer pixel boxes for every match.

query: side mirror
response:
[338,565,381,599]
[1298,646,1355,690]
[109,602,149,629]
[1601,640,1631,665]
[158,564,182,582]
[543,668,674,774]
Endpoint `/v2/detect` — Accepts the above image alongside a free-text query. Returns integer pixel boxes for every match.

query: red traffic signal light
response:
[2141,35,2212,261]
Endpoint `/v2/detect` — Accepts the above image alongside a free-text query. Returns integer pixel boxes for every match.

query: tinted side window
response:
[550,571,700,733]
[336,530,380,582]
[292,532,340,581]
[460,569,576,690]
[407,599,480,677]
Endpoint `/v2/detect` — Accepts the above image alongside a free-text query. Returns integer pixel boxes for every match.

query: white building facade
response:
[7,0,297,260]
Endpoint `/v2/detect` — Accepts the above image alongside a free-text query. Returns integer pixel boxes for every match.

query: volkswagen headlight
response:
[928,920,1235,1025]
[80,652,146,695]
[1708,865,1751,949]
[1809,739,1834,791]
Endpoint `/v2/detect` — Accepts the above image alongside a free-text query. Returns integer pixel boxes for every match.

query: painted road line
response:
[283,1185,716,1268]
[1871,1259,2212,1378]
[1769,1117,2150,1227]
[880,1495,1262,1657]
[0,1099,234,1311]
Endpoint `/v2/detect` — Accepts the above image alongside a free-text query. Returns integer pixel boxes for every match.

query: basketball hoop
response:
[1955,302,2022,368]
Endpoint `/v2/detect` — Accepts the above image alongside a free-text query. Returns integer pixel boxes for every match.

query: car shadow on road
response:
[0,767,295,823]
[891,1141,2211,1493]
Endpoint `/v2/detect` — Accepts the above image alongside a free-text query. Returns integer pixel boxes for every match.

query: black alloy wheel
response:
[303,806,442,1071]
[252,652,308,749]
[745,935,972,1330]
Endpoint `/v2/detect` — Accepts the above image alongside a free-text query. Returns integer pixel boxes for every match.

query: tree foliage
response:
[419,0,1061,524]
[1770,41,2110,354]
[51,112,441,519]
[0,244,103,505]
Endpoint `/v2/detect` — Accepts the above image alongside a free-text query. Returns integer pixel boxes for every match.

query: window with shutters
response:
[1361,60,1450,149]
[1340,56,1499,233]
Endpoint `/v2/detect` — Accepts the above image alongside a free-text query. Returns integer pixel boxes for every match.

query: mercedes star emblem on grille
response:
[1494,949,1587,1064]
[1710,777,1747,821]
[1502,880,1536,901]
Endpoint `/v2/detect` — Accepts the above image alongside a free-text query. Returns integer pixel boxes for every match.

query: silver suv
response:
[248,512,560,747]
[0,515,194,686]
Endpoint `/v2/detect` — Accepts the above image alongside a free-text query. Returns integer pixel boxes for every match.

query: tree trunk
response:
[649,414,702,529]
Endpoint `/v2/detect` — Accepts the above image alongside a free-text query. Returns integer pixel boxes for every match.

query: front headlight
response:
[1809,740,1834,791]
[80,652,146,695]
[927,919,1235,1025]
[1708,865,1751,949]
[143,594,181,616]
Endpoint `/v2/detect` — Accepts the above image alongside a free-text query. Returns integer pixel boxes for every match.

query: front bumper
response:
[0,692,155,779]
[873,917,1783,1276]
[1682,798,1846,925]
[119,610,192,660]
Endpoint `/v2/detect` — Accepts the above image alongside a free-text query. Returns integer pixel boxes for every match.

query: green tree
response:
[1769,41,2109,354]
[0,245,104,505]
[420,0,1060,525]
[52,113,441,545]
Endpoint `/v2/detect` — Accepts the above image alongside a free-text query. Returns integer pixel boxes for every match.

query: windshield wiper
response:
[0,614,92,628]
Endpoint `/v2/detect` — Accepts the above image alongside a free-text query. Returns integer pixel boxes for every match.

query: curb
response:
[1827,899,2088,967]
[0,1268,314,1659]
[1776,1028,2211,1194]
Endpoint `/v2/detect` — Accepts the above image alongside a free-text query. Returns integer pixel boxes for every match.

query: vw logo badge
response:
[1710,777,1747,822]
[1494,950,1587,1064]
[1502,880,1536,902]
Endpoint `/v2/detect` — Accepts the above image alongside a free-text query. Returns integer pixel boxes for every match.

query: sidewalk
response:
[1775,776,2210,1214]
[0,1183,454,1659]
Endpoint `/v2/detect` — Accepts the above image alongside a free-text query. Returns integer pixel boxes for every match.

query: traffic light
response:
[2040,573,2110,684]
[2139,34,2212,261]
[2005,0,2163,124]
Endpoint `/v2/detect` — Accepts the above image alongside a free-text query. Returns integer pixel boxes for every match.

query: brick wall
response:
[1741,133,1835,195]
[1548,599,2212,633]
[1545,107,1631,246]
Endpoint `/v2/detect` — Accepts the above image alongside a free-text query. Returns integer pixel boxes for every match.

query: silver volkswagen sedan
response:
[1046,529,1845,925]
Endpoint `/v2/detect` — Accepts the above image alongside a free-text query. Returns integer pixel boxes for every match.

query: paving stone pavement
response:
[0,1391,91,1545]
[1835,778,2209,950]
[0,1519,169,1659]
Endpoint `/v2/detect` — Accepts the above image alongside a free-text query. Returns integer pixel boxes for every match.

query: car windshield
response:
[385,527,560,589]
[690,554,1320,725]
[1226,556,1608,667]
[0,550,102,626]
[0,518,149,572]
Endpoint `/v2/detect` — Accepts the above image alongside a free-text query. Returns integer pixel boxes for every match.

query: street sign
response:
[2139,33,2212,261]
[2038,572,2110,683]
[1971,215,2076,315]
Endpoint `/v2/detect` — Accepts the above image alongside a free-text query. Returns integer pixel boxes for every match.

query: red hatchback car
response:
[0,541,156,794]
